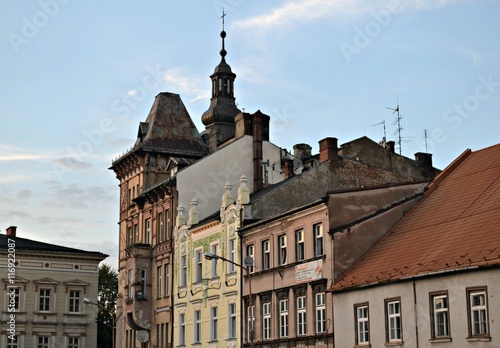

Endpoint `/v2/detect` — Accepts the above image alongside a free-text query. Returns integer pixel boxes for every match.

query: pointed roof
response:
[331,143,500,292]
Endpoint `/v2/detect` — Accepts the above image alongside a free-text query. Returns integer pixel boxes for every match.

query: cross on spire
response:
[221,9,226,31]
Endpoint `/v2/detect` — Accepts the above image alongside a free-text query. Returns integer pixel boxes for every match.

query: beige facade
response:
[0,226,106,348]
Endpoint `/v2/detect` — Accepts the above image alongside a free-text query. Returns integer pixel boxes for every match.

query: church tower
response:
[201,13,241,152]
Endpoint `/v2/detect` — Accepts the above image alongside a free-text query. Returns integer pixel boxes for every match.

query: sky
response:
[1,0,499,269]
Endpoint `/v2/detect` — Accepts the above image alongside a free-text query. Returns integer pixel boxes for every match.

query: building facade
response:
[0,226,107,348]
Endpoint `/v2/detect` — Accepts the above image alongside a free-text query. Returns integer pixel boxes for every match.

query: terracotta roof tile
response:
[332,143,500,292]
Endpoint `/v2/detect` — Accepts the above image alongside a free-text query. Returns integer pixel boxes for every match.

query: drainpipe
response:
[413,279,419,348]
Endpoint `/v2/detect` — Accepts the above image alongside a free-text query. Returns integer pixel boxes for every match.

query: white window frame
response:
[432,293,449,338]
[37,336,49,348]
[229,303,237,339]
[247,305,255,343]
[262,302,271,340]
[157,266,162,298]
[356,304,370,345]
[10,287,20,311]
[262,240,270,270]
[210,306,218,341]
[295,229,304,261]
[6,336,19,348]
[246,244,254,273]
[68,337,79,348]
[69,290,81,313]
[211,243,219,278]
[179,313,185,346]
[194,310,201,343]
[314,223,323,256]
[158,211,164,242]
[386,299,401,342]
[195,249,203,282]
[278,234,287,265]
[39,288,51,312]
[180,255,187,287]
[164,264,169,296]
[279,299,289,338]
[297,296,307,336]
[228,239,236,273]
[315,292,326,334]
[145,218,151,244]
[468,289,489,337]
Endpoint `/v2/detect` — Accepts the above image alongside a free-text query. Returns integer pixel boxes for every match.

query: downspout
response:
[237,207,244,347]
[413,279,419,348]
[169,183,175,348]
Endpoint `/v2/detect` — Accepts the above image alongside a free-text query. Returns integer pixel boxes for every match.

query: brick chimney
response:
[283,158,294,178]
[252,111,270,191]
[415,152,434,179]
[319,137,338,163]
[293,143,312,162]
[234,112,252,139]
[6,226,17,237]
[387,141,395,154]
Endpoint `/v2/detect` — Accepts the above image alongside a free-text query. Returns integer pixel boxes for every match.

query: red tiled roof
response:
[331,143,500,292]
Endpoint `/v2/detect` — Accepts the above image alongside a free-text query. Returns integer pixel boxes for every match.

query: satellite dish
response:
[137,330,149,343]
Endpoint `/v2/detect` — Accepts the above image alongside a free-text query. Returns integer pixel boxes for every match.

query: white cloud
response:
[162,68,209,102]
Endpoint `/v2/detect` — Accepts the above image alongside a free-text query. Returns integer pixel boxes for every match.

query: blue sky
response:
[1,0,499,269]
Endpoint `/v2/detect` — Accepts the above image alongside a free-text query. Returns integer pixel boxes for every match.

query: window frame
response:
[246,244,254,273]
[279,299,289,338]
[68,289,81,313]
[296,295,307,336]
[194,309,201,343]
[228,303,237,339]
[262,302,271,340]
[354,302,370,345]
[68,337,79,348]
[156,265,162,298]
[467,286,490,339]
[385,297,402,343]
[210,306,218,341]
[228,239,236,273]
[313,223,323,257]
[295,229,305,261]
[38,288,51,312]
[37,336,49,348]
[195,249,203,282]
[278,234,287,266]
[180,254,187,287]
[262,239,270,270]
[247,304,255,343]
[145,218,151,244]
[430,291,450,340]
[163,264,169,296]
[315,292,326,334]
[179,313,186,346]
[211,243,219,278]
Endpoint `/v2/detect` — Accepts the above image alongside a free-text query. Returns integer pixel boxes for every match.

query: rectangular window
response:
[262,239,270,270]
[164,264,169,296]
[314,223,323,256]
[262,302,271,340]
[229,303,237,338]
[39,289,51,312]
[210,306,218,341]
[145,218,151,244]
[228,239,236,273]
[127,226,133,246]
[68,337,79,348]
[315,292,326,334]
[386,299,401,342]
[11,288,20,311]
[211,244,219,278]
[7,336,18,348]
[140,269,146,295]
[468,287,489,337]
[246,244,254,273]
[295,229,305,261]
[179,313,185,346]
[157,266,162,298]
[430,292,449,339]
[279,299,289,338]
[158,212,164,242]
[180,255,187,287]
[165,210,171,240]
[297,296,307,336]
[247,305,255,343]
[278,234,287,265]
[133,223,138,243]
[194,310,201,343]
[355,303,370,345]
[69,290,81,313]
[127,269,133,299]
[195,249,203,282]
[38,336,49,348]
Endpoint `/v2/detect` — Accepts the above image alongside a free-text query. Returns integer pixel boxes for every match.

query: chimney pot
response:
[6,226,17,237]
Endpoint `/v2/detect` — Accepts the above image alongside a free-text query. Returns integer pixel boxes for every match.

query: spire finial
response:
[220,10,227,58]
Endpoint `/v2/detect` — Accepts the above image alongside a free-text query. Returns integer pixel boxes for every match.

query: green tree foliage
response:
[98,263,118,348]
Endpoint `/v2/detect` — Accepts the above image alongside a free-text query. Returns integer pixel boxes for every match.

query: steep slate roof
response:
[332,143,500,292]
[0,233,107,258]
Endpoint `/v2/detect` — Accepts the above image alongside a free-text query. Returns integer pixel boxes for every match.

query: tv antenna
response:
[387,99,402,155]
[372,120,387,146]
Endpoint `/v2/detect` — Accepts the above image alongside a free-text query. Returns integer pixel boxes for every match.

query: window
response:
[38,336,49,348]
[6,336,18,348]
[157,266,162,298]
[228,239,236,273]
[39,289,51,311]
[10,288,20,311]
[164,264,169,296]
[355,303,370,345]
[127,226,133,246]
[179,313,185,346]
[278,234,287,265]
[295,229,304,261]
[314,223,323,256]
[262,240,270,270]
[133,223,138,243]
[467,287,489,338]
[194,310,201,343]
[210,306,218,341]
[262,302,271,340]
[145,218,151,244]
[316,292,326,334]
[211,244,219,278]
[297,296,307,336]
[68,337,79,348]
[165,210,171,240]
[279,299,289,338]
[139,269,146,296]
[246,244,254,273]
[158,212,164,242]
[386,299,402,342]
[195,249,203,282]
[247,305,255,342]
[229,303,237,338]
[431,292,449,339]
[69,290,81,313]
[127,269,133,299]
[180,255,187,287]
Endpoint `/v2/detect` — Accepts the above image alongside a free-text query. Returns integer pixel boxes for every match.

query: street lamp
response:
[204,252,254,348]
[84,297,116,348]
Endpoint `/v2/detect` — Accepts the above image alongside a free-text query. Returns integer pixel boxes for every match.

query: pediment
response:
[34,278,60,285]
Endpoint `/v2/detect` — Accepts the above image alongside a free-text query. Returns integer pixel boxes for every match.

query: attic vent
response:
[138,122,149,142]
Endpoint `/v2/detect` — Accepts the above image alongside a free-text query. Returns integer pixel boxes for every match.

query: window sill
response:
[385,341,404,347]
[354,344,371,348]
[466,336,491,342]
[429,337,452,343]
